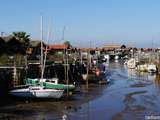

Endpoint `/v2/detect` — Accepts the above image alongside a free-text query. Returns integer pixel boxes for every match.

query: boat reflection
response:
[154,74,160,89]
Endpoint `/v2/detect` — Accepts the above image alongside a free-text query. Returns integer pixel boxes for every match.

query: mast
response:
[62,26,67,83]
[86,40,91,89]
[42,20,51,78]
[62,26,69,97]
[40,16,44,79]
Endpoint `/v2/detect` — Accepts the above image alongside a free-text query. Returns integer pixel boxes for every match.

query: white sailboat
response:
[9,16,64,98]
[10,86,64,98]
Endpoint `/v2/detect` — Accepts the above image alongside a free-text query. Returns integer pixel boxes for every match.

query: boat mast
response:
[62,26,66,83]
[62,26,69,96]
[43,20,51,78]
[40,16,44,79]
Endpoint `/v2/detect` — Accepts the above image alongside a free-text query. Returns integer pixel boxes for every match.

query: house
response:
[27,40,46,60]
[102,44,122,51]
[48,44,70,55]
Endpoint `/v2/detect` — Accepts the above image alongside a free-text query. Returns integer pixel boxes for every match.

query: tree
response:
[12,32,30,54]
[7,37,22,55]
[0,37,5,55]
[121,44,126,49]
[64,40,71,46]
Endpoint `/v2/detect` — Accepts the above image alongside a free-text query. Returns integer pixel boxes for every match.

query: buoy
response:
[96,68,100,76]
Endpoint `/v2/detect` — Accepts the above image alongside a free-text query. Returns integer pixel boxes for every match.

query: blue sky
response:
[0,0,160,48]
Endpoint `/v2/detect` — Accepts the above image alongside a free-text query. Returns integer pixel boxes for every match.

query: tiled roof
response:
[80,48,96,51]
[103,44,121,48]
[48,44,69,50]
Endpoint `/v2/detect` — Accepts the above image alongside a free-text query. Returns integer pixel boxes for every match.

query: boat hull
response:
[31,89,64,98]
[10,88,33,97]
[10,87,64,99]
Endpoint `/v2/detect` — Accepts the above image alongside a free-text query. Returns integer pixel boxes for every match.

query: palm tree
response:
[12,32,30,54]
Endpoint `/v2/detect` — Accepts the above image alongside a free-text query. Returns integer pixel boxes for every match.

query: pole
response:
[62,26,66,82]
[40,16,44,79]
[66,50,69,97]
[86,50,89,89]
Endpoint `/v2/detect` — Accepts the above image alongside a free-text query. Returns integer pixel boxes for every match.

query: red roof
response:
[48,44,69,50]
[103,44,121,50]
[80,48,96,52]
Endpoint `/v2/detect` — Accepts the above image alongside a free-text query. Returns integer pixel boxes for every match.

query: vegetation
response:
[0,32,30,55]
[121,44,126,49]
[12,32,30,55]
[0,32,30,65]
[64,40,71,46]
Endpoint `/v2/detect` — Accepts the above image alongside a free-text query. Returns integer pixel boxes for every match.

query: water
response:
[0,62,160,120]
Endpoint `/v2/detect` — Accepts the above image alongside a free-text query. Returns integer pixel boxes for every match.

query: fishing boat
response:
[42,78,75,90]
[24,78,75,91]
[10,86,64,98]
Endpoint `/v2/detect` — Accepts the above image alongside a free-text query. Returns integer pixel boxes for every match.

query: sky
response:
[0,0,160,48]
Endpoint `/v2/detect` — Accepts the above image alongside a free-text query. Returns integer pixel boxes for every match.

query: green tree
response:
[64,40,71,46]
[12,32,30,54]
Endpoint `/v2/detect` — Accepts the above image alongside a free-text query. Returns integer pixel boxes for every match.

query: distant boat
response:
[127,58,136,69]
[147,64,157,73]
[136,64,157,73]
[10,86,64,98]
[104,54,110,61]
[114,55,119,60]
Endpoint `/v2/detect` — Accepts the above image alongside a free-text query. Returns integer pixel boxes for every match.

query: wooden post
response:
[66,50,69,97]
[13,67,18,87]
[86,50,89,89]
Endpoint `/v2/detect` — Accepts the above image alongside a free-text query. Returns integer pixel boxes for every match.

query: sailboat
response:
[10,85,64,98]
[24,25,75,92]
[9,16,64,98]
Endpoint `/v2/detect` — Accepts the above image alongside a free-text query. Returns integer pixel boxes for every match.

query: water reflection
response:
[154,74,160,90]
[127,68,160,90]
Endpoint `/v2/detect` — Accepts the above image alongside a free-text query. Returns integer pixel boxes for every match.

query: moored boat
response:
[24,78,75,91]
[147,64,157,73]
[9,86,64,98]
[127,58,136,69]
